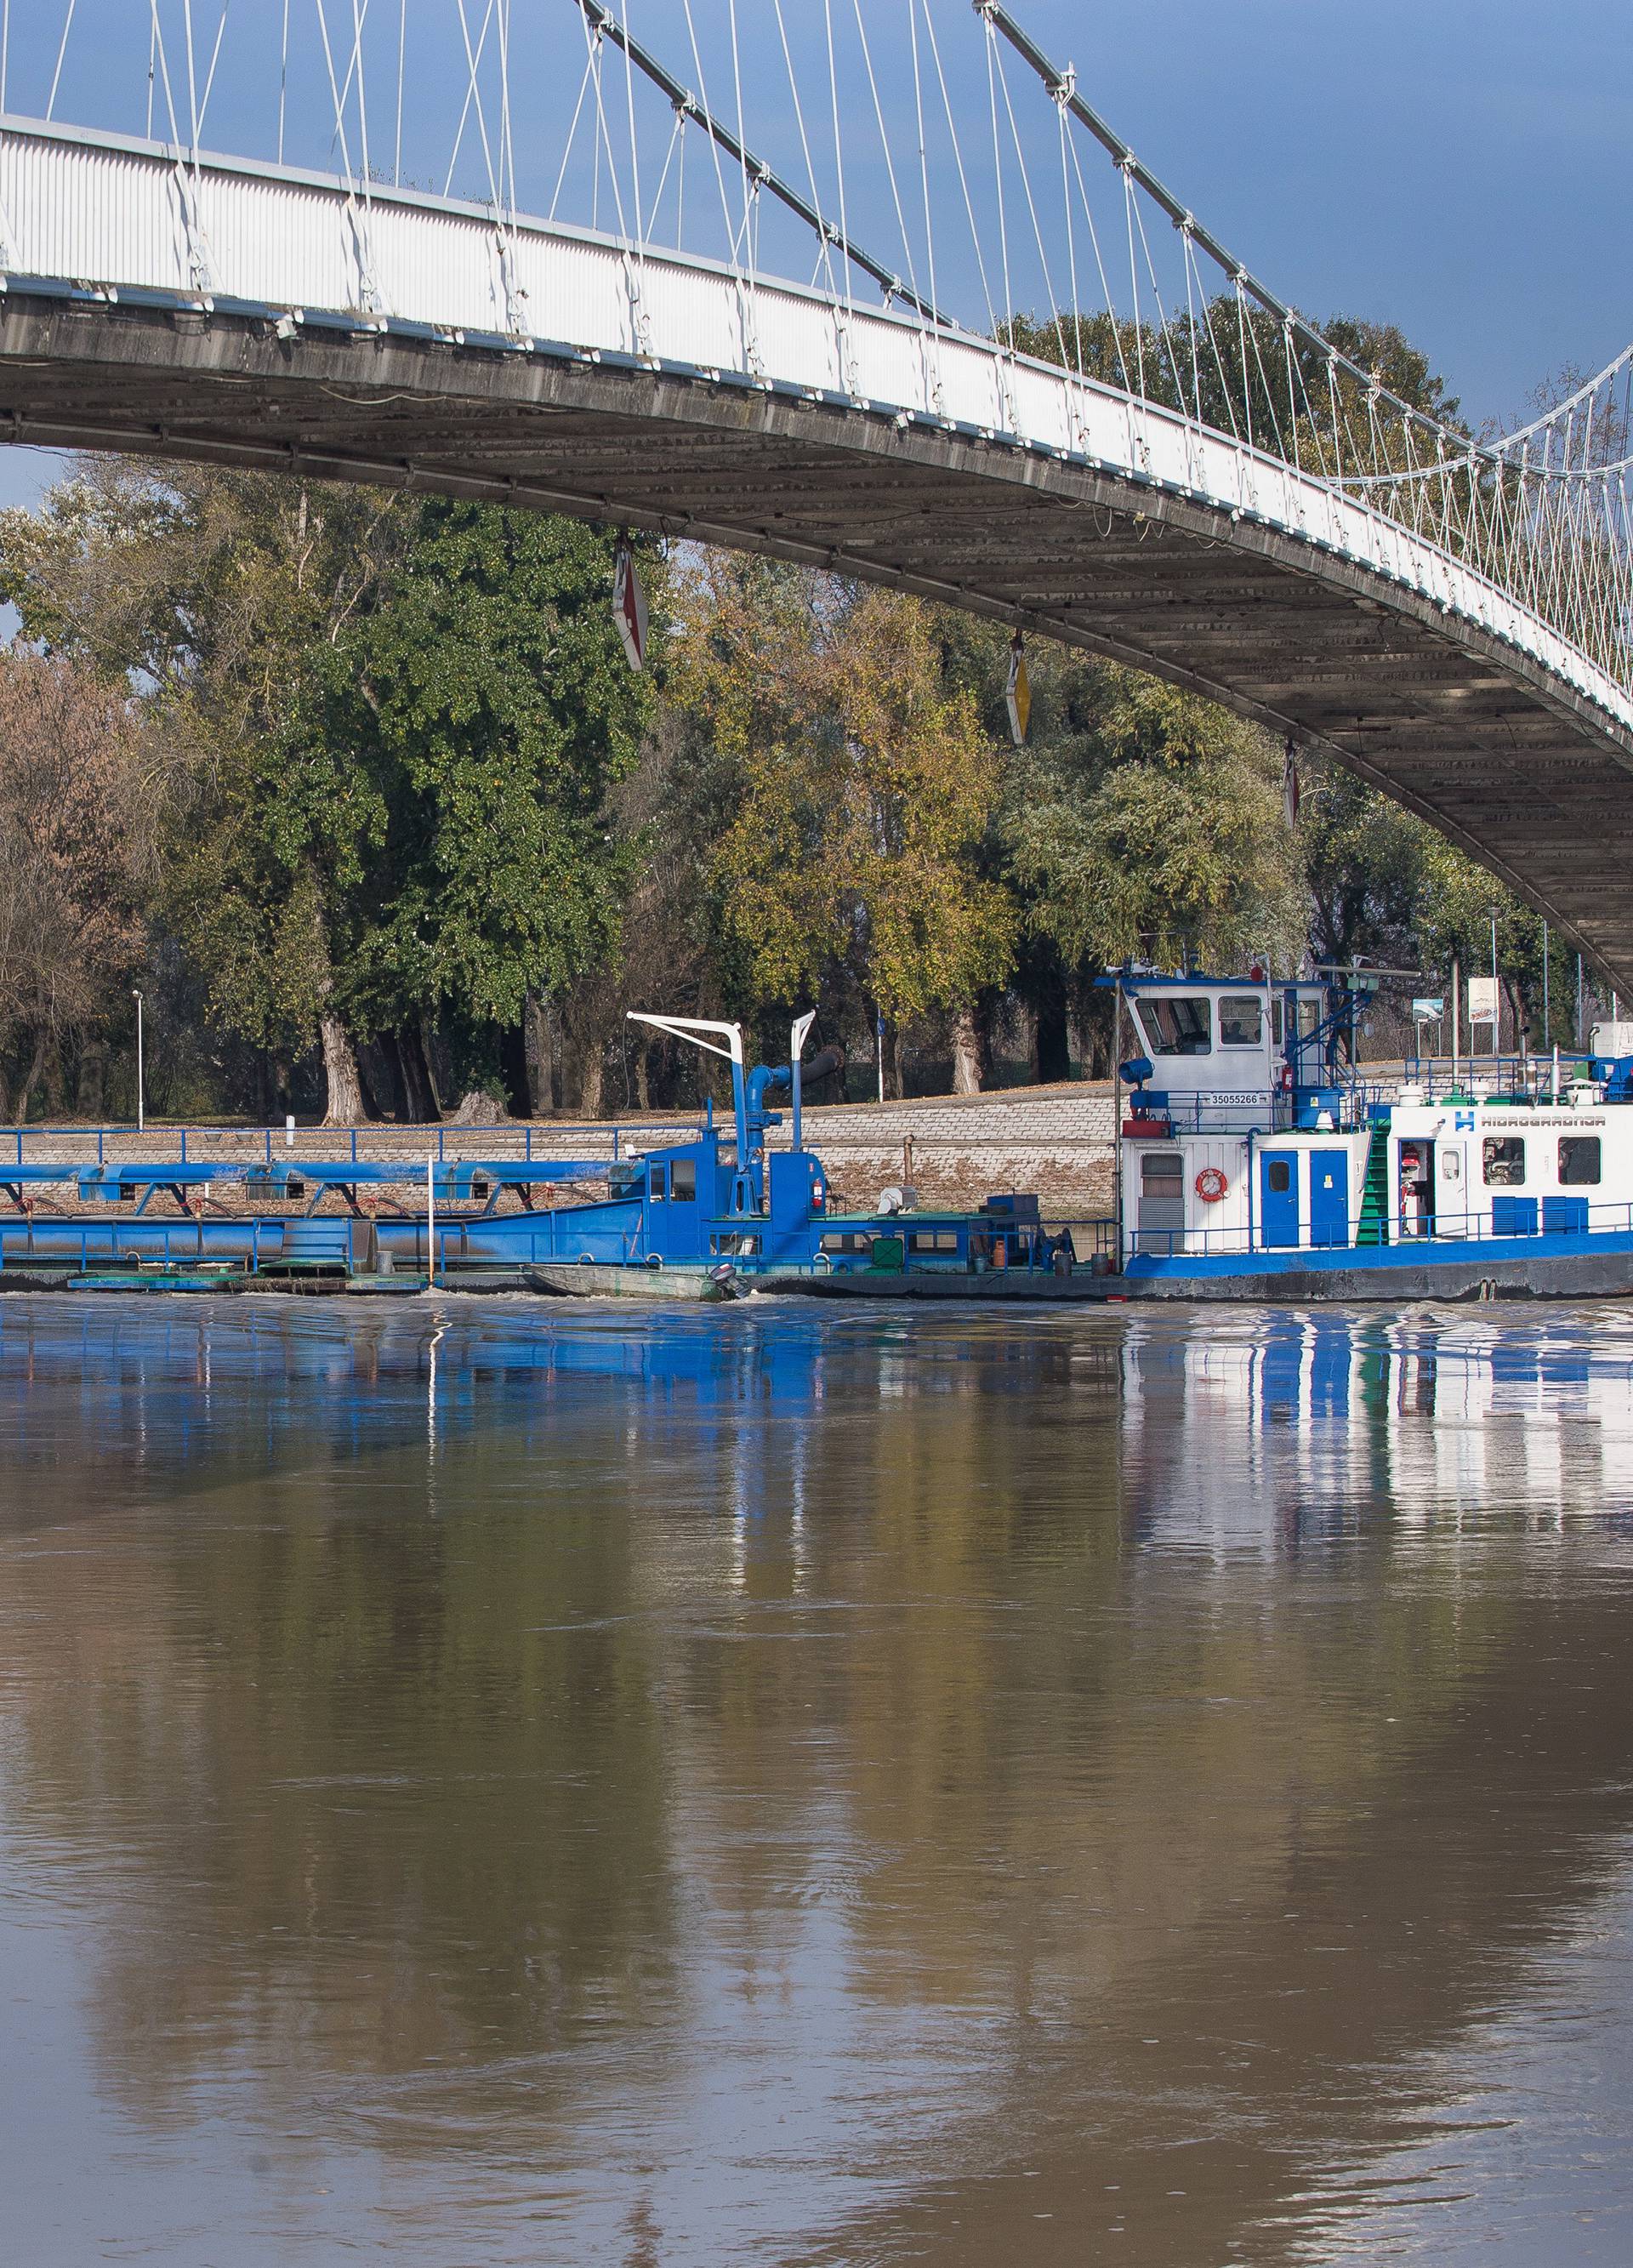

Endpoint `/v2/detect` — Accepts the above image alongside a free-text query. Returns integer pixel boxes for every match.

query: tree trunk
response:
[356,1037,400,1122]
[320,1012,367,1126]
[76,1036,109,1120]
[390,1025,441,1124]
[523,992,555,1114]
[1033,995,1070,1085]
[43,1037,66,1120]
[422,1018,450,1117]
[14,1027,48,1125]
[1075,987,1114,1080]
[949,1002,986,1095]
[578,1045,606,1120]
[498,1019,532,1120]
[633,1041,651,1113]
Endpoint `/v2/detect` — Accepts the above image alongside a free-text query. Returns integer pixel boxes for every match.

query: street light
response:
[132,989,144,1131]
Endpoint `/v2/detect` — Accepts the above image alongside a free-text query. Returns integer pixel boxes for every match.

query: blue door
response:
[645,1153,704,1262]
[1260,1151,1299,1247]
[1309,1150,1350,1249]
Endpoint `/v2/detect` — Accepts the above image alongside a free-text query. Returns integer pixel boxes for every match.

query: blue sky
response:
[0,2,1625,513]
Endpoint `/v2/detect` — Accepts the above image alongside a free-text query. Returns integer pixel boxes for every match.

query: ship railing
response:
[1128,1095,1299,1136]
[737,1212,1120,1278]
[1397,1054,1596,1102]
[0,1116,710,1171]
[0,1217,278,1273]
[1127,1194,1633,1261]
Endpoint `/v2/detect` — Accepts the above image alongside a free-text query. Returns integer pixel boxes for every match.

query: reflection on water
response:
[3,1294,1633,2264]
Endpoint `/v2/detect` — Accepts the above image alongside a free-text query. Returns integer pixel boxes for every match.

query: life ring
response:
[1195,1166,1229,1204]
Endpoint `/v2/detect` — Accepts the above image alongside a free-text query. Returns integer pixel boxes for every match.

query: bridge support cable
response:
[570,0,953,332]
[2,0,1630,708]
[974,0,1632,696]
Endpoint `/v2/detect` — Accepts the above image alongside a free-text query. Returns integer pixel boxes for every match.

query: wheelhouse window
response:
[647,1164,668,1201]
[1559,1136,1602,1186]
[1482,1137,1525,1188]
[670,1159,697,1203]
[1141,1152,1184,1188]
[1135,997,1212,1056]
[1219,994,1263,1047]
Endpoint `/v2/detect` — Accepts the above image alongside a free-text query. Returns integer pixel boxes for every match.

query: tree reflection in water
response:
[2,1295,1632,2265]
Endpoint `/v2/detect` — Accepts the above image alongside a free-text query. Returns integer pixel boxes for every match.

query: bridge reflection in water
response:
[2,1296,1632,2265]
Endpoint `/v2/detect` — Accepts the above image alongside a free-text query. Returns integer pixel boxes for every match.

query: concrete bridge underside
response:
[7,293,1633,992]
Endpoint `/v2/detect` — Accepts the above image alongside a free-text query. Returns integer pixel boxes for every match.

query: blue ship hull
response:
[1123,1229,1633,1302]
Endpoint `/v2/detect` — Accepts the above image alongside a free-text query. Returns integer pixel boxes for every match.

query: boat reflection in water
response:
[2,1294,1633,2266]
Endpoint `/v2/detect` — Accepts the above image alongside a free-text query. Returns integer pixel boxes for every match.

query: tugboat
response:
[1109,965,1633,1300]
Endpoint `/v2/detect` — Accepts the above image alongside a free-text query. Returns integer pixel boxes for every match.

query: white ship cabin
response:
[1117,972,1336,1135]
[1116,972,1633,1261]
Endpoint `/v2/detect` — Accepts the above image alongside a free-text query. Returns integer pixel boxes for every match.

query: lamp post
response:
[132,989,145,1132]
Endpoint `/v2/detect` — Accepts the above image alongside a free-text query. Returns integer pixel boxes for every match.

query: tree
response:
[1004,670,1307,978]
[0,652,149,1120]
[0,464,655,1122]
[296,501,655,1116]
[673,560,1016,1094]
[1299,760,1431,971]
[0,459,408,1120]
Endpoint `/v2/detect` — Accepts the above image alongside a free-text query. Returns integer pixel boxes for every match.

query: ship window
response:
[1558,1136,1601,1186]
[1219,994,1262,1046]
[1141,1152,1184,1187]
[1266,1160,1292,1194]
[670,1159,697,1202]
[647,1164,668,1201]
[1271,998,1284,1046]
[1482,1137,1525,1187]
[908,1229,960,1253]
[1135,997,1212,1056]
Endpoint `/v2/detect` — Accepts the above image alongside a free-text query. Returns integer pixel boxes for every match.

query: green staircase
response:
[1354,1122,1391,1247]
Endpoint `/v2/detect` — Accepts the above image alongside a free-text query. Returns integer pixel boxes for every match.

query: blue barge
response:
[0,1014,1095,1298]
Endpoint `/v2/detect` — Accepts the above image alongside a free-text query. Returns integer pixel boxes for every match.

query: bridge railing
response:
[3,4,1627,705]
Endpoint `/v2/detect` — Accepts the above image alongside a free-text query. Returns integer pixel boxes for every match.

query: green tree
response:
[1004,670,1307,977]
[302,501,654,1113]
[0,459,408,1118]
[0,464,654,1121]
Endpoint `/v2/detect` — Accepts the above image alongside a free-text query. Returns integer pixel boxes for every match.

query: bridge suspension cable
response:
[3,0,1630,699]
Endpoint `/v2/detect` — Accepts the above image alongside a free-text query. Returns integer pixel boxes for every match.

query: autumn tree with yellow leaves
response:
[671,559,1016,1095]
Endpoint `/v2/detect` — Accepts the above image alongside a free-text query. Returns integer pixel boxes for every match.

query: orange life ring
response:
[1195,1166,1229,1204]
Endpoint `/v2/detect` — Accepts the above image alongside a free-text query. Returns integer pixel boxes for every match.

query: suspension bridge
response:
[1,3,1630,982]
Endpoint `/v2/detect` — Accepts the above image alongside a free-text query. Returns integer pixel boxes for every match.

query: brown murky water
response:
[3,1293,1633,2265]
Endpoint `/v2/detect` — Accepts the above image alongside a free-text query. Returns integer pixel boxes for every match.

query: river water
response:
[3,1293,1633,2265]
